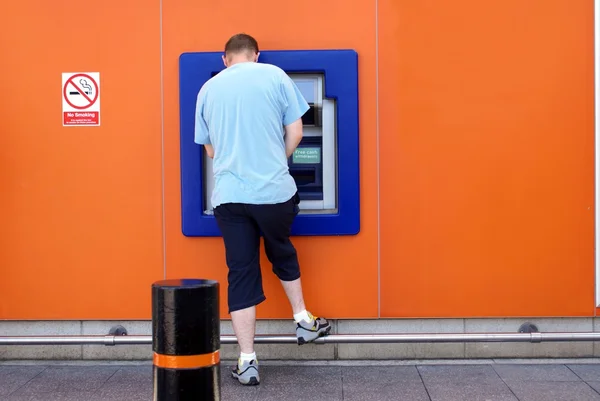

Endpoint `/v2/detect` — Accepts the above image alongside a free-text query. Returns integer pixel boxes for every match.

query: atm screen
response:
[293,147,321,164]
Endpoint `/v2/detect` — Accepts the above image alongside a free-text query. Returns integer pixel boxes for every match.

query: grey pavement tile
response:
[101,366,152,386]
[220,363,236,382]
[425,381,519,401]
[568,364,600,382]
[342,366,422,384]
[588,382,600,393]
[4,393,100,401]
[220,366,341,400]
[90,388,152,401]
[493,364,580,382]
[0,365,47,396]
[506,380,600,401]
[257,383,342,401]
[418,364,501,384]
[9,366,119,396]
[343,381,430,401]
[258,366,341,385]
[92,366,153,400]
[220,383,260,401]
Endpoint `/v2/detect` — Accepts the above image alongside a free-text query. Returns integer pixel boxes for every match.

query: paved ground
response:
[1,360,600,400]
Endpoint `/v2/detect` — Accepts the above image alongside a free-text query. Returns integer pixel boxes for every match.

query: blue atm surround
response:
[179,49,360,237]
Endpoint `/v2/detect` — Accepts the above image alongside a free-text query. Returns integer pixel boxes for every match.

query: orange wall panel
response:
[162,0,379,319]
[378,0,596,317]
[0,2,164,319]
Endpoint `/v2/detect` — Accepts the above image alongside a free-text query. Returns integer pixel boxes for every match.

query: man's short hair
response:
[224,33,259,55]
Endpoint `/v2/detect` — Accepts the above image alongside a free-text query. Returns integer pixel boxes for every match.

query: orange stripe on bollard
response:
[153,350,220,369]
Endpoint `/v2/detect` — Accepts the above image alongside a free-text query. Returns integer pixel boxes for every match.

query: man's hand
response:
[204,144,215,158]
[284,118,303,158]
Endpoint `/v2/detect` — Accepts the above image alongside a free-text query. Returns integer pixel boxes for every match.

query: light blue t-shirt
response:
[194,62,309,208]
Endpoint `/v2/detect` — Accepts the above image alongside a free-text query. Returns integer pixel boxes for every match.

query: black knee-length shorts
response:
[214,193,301,313]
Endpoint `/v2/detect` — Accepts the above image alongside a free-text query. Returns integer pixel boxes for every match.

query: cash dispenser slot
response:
[292,168,317,186]
[289,137,324,202]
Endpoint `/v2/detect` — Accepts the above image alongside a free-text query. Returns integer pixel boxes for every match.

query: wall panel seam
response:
[595,0,600,310]
[160,0,167,280]
[375,0,381,318]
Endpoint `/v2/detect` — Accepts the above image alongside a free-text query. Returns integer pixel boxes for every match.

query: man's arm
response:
[284,119,303,158]
[280,74,309,157]
[204,144,214,158]
[194,86,213,157]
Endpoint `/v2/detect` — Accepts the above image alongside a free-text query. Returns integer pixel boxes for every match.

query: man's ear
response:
[222,54,228,67]
[255,52,260,62]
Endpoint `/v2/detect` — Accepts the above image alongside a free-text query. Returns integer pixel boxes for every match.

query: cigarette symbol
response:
[69,79,93,95]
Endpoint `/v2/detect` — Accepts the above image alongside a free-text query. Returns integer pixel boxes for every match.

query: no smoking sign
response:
[62,72,100,126]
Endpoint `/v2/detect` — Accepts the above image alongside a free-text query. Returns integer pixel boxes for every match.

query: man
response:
[194,33,331,386]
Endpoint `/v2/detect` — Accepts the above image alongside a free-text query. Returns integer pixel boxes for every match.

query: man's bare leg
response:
[231,306,256,354]
[280,277,306,315]
[230,306,260,385]
[280,277,331,344]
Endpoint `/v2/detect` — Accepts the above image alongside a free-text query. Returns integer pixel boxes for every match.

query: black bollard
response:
[152,279,220,401]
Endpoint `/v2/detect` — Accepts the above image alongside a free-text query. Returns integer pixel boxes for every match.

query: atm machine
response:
[287,74,336,214]
[179,50,359,236]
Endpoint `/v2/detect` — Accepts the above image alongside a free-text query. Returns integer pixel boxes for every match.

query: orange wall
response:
[0,1,595,320]
[379,0,596,317]
[161,0,378,319]
[0,1,164,319]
